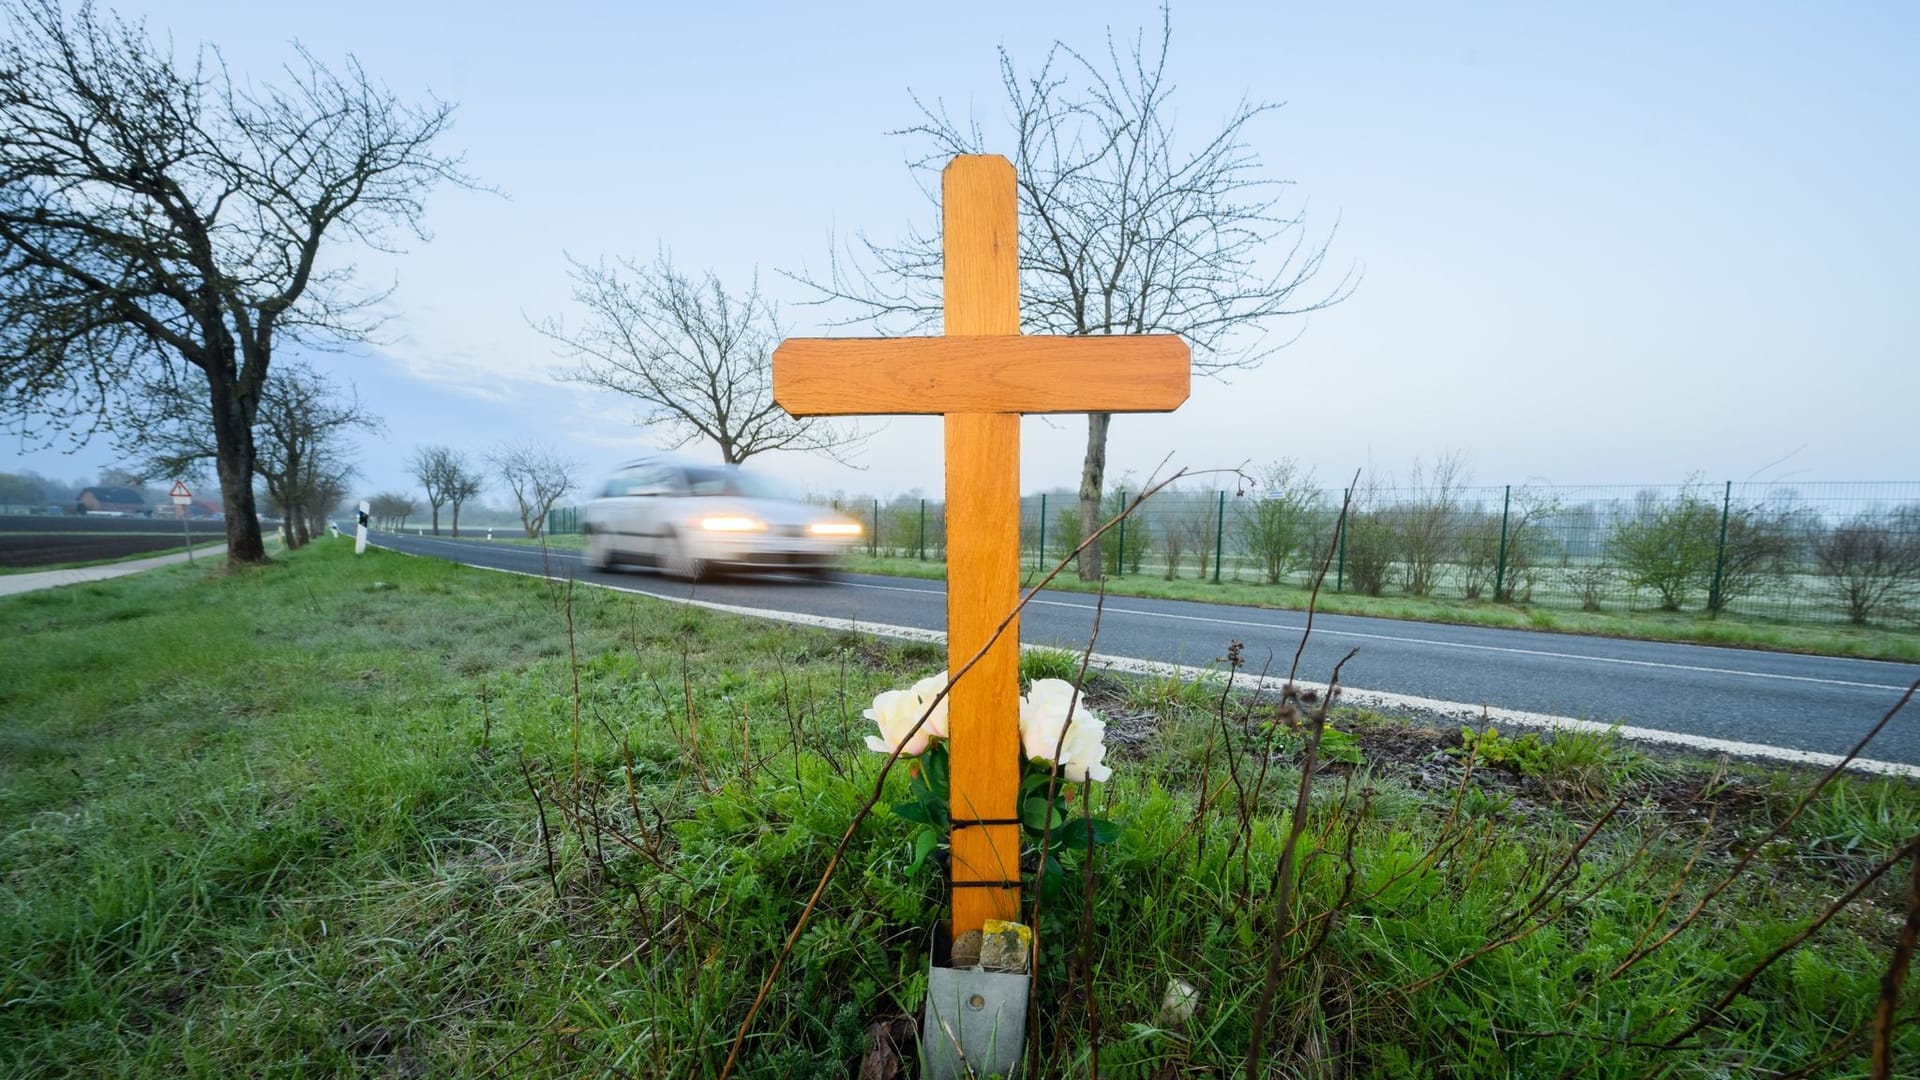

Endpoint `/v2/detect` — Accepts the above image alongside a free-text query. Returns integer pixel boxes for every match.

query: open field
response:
[0,516,226,572]
[7,539,1916,1076]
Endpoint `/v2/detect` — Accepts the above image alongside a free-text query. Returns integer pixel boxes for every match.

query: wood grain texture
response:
[942,156,1019,338]
[945,411,1023,933]
[771,335,1190,416]
[942,156,1023,935]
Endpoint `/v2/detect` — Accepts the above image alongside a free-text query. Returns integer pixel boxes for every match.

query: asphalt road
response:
[371,530,1920,769]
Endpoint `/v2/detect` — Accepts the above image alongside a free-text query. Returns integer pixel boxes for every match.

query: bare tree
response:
[536,253,864,465]
[445,458,484,538]
[805,8,1351,579]
[368,491,416,530]
[0,0,469,564]
[410,446,462,535]
[135,360,378,550]
[489,442,576,539]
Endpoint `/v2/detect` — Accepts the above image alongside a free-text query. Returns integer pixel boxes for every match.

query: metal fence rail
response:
[550,481,1920,629]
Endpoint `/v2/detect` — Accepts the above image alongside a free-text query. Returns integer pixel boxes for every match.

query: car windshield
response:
[683,467,790,500]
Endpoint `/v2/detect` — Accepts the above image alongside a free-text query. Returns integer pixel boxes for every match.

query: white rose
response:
[863,688,937,757]
[909,671,951,742]
[1019,678,1113,783]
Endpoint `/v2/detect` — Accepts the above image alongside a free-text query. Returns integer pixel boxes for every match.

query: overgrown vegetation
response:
[7,541,1917,1077]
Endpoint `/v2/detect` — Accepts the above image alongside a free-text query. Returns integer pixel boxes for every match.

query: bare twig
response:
[719,468,1188,1080]
[1608,676,1920,983]
[1874,835,1920,1078]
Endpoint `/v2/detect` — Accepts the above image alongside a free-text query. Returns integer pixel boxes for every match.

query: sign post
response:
[169,481,193,563]
[355,500,370,555]
[772,154,1189,1076]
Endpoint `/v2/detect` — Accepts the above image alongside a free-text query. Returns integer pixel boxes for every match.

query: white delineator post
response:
[355,500,370,555]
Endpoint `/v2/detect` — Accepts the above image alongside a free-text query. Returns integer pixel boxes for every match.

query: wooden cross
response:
[773,155,1190,940]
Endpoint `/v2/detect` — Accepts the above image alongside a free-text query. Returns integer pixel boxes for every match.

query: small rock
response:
[978,919,1031,973]
[949,929,983,968]
[1157,977,1199,1029]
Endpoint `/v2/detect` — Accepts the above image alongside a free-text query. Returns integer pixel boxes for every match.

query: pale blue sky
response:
[6,1,1915,503]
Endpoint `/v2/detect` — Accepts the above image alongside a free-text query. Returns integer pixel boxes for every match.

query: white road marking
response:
[836,576,1914,693]
[376,541,1920,779]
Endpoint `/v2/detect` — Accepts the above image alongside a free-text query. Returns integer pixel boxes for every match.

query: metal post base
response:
[923,962,1028,1079]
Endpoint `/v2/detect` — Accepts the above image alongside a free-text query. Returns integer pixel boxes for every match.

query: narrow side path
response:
[0,544,229,597]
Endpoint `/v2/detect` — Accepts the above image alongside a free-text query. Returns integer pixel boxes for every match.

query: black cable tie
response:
[949,817,1022,829]
[949,879,1024,889]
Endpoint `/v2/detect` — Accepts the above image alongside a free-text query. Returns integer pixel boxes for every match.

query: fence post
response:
[871,499,880,558]
[1493,484,1511,602]
[1708,480,1732,616]
[1114,490,1126,577]
[918,499,927,561]
[1036,493,1047,572]
[1212,490,1225,584]
[1336,488,1348,593]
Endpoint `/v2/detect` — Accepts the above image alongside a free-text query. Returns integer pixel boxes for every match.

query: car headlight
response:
[699,515,765,532]
[807,521,862,537]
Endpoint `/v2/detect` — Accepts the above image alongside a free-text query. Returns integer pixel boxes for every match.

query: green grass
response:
[845,553,1920,662]
[5,538,1917,1076]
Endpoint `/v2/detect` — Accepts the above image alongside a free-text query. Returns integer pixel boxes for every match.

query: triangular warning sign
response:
[169,481,191,498]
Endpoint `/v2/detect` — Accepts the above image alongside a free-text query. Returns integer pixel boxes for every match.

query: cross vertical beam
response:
[770,154,1190,951]
[941,156,1023,934]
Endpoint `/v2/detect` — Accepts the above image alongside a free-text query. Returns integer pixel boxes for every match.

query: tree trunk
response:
[291,506,311,548]
[1076,412,1112,582]
[208,372,269,564]
[451,505,460,538]
[430,505,441,535]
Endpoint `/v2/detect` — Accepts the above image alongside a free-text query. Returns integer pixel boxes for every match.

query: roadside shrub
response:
[1342,510,1398,597]
[1158,515,1186,579]
[1235,459,1320,585]
[1392,452,1468,597]
[1561,561,1614,611]
[1101,484,1152,575]
[1182,496,1221,582]
[1611,488,1720,611]
[1814,506,1920,625]
[1707,503,1796,615]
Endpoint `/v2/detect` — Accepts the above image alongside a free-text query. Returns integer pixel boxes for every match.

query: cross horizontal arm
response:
[772,335,1190,416]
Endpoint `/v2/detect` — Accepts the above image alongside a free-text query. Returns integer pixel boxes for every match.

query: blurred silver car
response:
[581,459,863,580]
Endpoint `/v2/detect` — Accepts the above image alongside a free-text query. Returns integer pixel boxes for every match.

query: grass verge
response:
[8,538,1914,1076]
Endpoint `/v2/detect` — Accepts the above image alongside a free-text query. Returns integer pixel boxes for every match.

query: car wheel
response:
[663,532,709,583]
[584,531,616,572]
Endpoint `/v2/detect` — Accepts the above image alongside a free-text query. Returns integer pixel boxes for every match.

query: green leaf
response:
[1020,770,1058,797]
[906,828,939,874]
[892,800,935,826]
[1060,817,1123,850]
[1021,796,1065,834]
